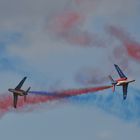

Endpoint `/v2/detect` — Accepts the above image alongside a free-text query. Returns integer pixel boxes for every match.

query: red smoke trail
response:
[107,25,129,42]
[64,31,93,46]
[64,31,107,47]
[48,11,83,35]
[55,85,112,96]
[0,94,58,117]
[48,11,95,47]
[125,42,140,61]
[48,8,106,47]
[30,85,112,97]
[0,85,112,117]
[107,25,140,62]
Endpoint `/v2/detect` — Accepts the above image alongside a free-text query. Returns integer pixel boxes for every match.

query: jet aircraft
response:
[109,64,135,100]
[8,77,31,108]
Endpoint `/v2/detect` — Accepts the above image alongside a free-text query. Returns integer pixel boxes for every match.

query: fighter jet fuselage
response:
[8,88,27,96]
[116,79,135,86]
[109,64,135,100]
[8,77,31,108]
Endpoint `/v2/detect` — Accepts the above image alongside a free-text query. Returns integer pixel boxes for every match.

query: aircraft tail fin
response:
[109,75,115,83]
[26,87,31,94]
[24,87,31,102]
[109,75,116,92]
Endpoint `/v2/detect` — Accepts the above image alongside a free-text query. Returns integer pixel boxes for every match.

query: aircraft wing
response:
[13,94,18,108]
[15,77,27,90]
[122,84,128,100]
[114,64,127,78]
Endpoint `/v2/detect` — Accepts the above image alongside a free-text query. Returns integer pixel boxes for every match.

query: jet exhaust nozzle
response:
[112,83,116,92]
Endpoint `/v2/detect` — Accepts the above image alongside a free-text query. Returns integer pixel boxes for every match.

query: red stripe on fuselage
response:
[116,77,127,82]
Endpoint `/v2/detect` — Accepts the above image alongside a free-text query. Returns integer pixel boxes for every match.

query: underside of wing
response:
[122,84,128,100]
[15,77,27,90]
[13,93,18,108]
[114,64,127,78]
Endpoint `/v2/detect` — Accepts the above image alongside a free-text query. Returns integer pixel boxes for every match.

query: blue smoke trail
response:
[29,91,56,96]
[68,87,140,121]
[29,86,140,121]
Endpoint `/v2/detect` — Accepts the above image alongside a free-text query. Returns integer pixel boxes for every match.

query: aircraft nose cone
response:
[8,88,12,92]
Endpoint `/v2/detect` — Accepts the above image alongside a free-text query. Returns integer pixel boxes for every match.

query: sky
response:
[0,0,140,139]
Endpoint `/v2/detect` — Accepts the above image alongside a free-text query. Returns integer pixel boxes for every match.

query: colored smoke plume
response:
[0,94,57,117]
[63,31,93,46]
[107,25,140,62]
[0,85,112,117]
[30,85,112,96]
[48,8,105,47]
[48,11,83,35]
